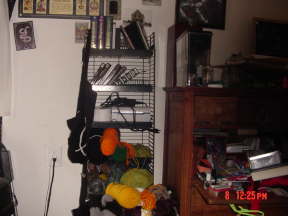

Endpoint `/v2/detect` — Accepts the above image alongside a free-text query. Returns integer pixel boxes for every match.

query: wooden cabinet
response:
[163,87,288,216]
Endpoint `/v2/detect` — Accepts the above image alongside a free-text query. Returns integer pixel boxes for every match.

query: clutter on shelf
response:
[195,129,288,201]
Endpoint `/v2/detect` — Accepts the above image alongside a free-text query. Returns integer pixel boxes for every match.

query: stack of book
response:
[119,21,150,50]
[251,164,288,181]
[90,16,113,49]
[89,63,140,85]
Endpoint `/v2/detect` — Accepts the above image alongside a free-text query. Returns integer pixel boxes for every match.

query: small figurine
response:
[123,10,151,27]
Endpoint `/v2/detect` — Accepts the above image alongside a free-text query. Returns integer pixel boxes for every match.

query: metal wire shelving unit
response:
[86,33,156,173]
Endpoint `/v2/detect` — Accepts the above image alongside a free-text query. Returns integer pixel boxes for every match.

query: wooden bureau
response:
[163,87,288,216]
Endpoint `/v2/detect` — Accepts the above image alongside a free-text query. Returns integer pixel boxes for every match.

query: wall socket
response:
[47,146,63,167]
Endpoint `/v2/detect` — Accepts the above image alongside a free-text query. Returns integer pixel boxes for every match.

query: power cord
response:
[100,92,159,133]
[44,157,56,216]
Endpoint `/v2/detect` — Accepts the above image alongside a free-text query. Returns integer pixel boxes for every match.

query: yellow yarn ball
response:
[106,183,141,209]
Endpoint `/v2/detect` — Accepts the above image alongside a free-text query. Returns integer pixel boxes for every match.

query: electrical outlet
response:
[47,146,63,167]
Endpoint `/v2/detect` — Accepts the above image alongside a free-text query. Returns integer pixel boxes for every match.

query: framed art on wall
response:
[18,0,101,19]
[176,0,226,29]
[13,21,36,51]
[105,0,121,20]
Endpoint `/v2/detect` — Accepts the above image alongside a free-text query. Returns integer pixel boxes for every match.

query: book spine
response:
[103,64,122,85]
[91,62,106,83]
[95,63,111,84]
[136,21,149,50]
[114,66,129,85]
[115,67,139,85]
[120,30,128,49]
[97,16,105,49]
[90,16,98,48]
[114,28,121,49]
[120,25,135,49]
[108,65,126,84]
[105,16,113,49]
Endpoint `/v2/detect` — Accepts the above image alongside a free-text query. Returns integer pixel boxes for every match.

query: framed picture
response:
[105,0,121,20]
[36,0,48,14]
[13,21,36,51]
[142,0,161,6]
[176,0,226,29]
[18,0,101,19]
[49,0,73,15]
[75,22,89,43]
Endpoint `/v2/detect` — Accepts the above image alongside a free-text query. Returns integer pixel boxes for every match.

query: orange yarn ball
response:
[103,128,119,137]
[100,128,119,156]
[140,189,156,210]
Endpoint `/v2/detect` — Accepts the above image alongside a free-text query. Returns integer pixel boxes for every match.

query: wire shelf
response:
[87,33,156,174]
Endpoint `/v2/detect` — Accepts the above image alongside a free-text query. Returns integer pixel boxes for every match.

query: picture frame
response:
[19,0,101,19]
[176,0,226,30]
[142,0,161,6]
[105,0,121,20]
[75,21,89,43]
[13,21,36,51]
[49,0,73,15]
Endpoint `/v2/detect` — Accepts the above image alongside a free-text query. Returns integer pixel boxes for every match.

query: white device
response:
[111,107,151,123]
[93,107,112,122]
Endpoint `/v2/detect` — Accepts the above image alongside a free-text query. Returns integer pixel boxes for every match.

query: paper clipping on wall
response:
[75,22,89,43]
[142,0,161,6]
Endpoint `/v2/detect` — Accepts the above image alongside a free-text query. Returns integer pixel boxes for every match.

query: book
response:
[90,62,106,83]
[120,25,135,49]
[93,63,111,84]
[98,64,121,85]
[124,21,148,50]
[106,64,123,84]
[105,16,113,49]
[115,68,140,85]
[90,16,98,48]
[135,21,149,50]
[114,27,121,49]
[97,16,105,49]
[119,30,129,49]
[251,164,288,181]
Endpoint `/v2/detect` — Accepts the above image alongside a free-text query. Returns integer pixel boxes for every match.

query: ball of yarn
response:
[134,144,152,158]
[140,189,156,210]
[106,183,141,209]
[112,145,127,162]
[100,128,119,156]
[120,168,153,189]
[147,184,170,200]
[103,128,119,137]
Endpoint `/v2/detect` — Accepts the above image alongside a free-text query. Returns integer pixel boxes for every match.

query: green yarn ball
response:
[134,144,152,158]
[112,146,127,162]
[120,168,153,189]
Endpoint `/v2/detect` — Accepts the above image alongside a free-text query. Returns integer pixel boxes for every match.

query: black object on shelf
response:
[89,48,153,58]
[92,121,152,129]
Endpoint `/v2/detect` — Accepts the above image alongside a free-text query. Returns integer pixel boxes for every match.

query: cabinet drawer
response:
[239,97,288,129]
[194,96,238,128]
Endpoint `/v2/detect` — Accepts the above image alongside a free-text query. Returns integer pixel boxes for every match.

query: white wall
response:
[3,0,288,215]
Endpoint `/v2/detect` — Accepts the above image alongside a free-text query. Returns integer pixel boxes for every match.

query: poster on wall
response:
[18,0,101,19]
[176,0,226,29]
[13,21,36,51]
